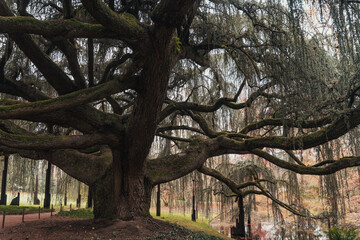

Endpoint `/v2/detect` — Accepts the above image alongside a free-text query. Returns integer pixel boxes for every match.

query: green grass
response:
[328,227,360,240]
[150,210,232,240]
[56,208,94,218]
[0,205,52,214]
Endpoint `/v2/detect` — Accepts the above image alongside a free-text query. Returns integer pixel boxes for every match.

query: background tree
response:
[0,0,359,222]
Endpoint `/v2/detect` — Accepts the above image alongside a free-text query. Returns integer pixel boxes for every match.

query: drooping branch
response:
[198,165,242,195]
[199,165,324,219]
[253,182,323,219]
[251,149,360,175]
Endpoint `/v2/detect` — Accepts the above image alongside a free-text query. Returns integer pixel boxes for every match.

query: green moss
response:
[150,211,231,240]
[0,205,52,214]
[120,13,142,30]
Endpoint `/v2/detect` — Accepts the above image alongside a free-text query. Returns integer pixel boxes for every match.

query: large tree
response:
[0,0,360,220]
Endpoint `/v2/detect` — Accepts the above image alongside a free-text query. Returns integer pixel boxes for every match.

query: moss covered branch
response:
[0,146,112,185]
[0,16,121,39]
[0,129,116,150]
[145,137,235,185]
[81,0,146,45]
[0,77,136,120]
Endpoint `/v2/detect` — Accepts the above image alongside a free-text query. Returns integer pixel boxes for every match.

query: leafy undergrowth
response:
[56,208,94,218]
[0,205,52,214]
[150,210,232,240]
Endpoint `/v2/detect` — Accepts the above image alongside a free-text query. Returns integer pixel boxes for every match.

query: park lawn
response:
[150,210,232,240]
[0,205,52,214]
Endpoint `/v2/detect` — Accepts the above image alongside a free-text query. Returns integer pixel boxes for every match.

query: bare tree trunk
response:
[93,149,152,220]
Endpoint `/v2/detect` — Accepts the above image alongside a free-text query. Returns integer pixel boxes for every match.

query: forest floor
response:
[0,211,227,240]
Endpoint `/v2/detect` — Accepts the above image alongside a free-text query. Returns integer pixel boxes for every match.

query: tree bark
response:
[92,149,152,220]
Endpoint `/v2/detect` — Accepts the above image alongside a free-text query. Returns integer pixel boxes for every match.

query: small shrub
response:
[328,227,360,240]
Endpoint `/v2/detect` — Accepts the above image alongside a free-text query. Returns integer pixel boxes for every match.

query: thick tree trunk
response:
[93,27,175,220]
[92,149,152,220]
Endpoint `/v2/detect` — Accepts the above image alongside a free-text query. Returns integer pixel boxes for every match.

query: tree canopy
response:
[0,0,360,221]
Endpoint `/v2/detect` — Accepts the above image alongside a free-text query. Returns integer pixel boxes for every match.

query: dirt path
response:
[0,216,196,240]
[0,211,59,228]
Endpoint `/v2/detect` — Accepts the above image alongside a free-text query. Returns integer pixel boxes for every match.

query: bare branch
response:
[240,116,333,134]
[160,82,274,120]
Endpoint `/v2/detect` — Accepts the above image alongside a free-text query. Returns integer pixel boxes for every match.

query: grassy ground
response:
[0,205,52,214]
[150,210,232,240]
[56,208,93,218]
